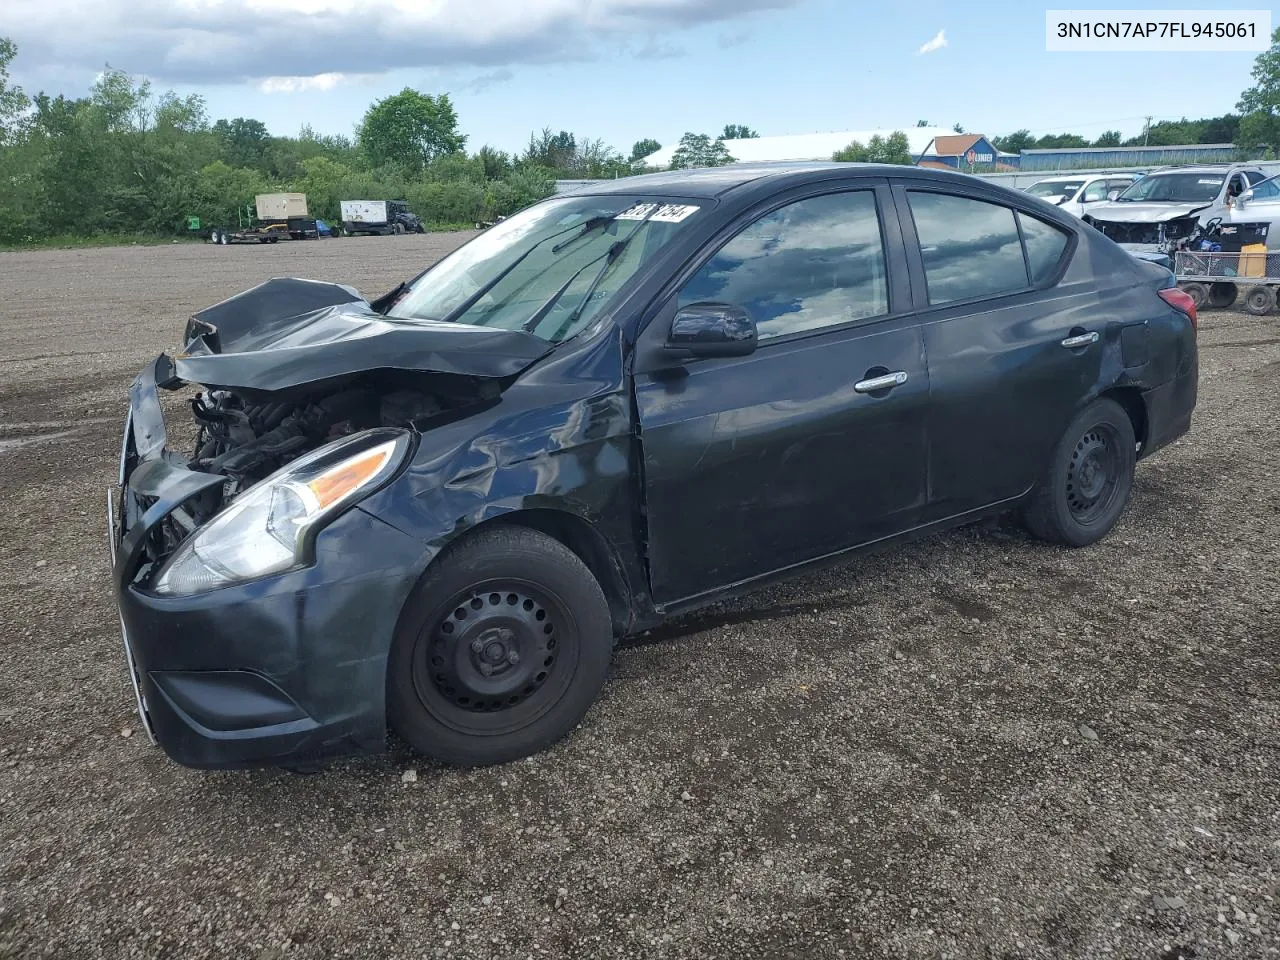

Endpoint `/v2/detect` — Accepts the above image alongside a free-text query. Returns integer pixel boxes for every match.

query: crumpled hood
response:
[1084,201,1209,224]
[175,277,552,392]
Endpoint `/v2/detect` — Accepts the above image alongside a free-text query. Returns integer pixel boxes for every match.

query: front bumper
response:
[109,356,425,769]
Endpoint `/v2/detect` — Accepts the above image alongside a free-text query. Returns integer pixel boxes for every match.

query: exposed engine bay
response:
[1084,215,1201,252]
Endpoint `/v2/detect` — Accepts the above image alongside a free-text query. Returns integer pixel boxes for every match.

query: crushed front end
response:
[108,355,431,768]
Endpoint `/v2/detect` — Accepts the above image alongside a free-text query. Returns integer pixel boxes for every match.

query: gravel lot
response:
[1,236,1277,960]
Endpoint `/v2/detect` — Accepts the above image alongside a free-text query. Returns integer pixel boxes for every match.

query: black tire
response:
[1207,282,1238,309]
[1244,285,1275,316]
[388,526,613,766]
[1023,398,1136,547]
[393,222,405,235]
[1179,282,1208,310]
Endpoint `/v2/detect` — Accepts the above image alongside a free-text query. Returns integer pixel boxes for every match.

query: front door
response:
[633,186,931,606]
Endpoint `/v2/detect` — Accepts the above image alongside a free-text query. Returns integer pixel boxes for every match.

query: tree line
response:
[0,39,687,244]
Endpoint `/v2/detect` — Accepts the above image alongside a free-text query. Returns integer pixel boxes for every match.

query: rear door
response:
[894,183,1101,520]
[633,182,932,605]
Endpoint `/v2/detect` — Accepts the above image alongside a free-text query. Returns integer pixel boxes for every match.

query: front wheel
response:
[1022,398,1136,547]
[388,526,613,766]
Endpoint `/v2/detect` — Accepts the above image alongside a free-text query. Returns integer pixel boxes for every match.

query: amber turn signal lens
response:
[306,446,394,509]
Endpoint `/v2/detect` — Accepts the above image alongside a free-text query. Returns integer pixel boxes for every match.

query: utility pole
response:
[1143,116,1152,146]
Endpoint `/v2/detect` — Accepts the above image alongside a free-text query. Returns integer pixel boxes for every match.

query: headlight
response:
[152,429,411,597]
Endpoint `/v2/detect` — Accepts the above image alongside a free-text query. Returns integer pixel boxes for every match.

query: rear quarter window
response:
[1019,213,1071,283]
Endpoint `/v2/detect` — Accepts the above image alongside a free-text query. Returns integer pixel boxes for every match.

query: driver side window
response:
[1251,178,1280,201]
[678,191,888,341]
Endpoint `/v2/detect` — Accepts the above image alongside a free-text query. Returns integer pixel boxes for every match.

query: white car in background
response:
[1228,173,1280,249]
[1023,173,1142,218]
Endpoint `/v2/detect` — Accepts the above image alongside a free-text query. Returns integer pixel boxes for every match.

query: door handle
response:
[1061,331,1100,349]
[854,371,908,394]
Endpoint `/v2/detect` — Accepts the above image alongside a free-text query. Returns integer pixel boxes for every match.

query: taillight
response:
[1159,286,1198,331]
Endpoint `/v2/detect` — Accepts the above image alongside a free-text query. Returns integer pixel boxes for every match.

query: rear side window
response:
[1019,213,1070,283]
[907,192,1026,304]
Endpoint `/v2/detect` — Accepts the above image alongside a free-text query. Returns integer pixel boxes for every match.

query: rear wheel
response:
[1023,398,1136,547]
[1207,282,1238,309]
[219,232,229,245]
[1244,285,1275,316]
[393,222,406,235]
[388,526,613,766]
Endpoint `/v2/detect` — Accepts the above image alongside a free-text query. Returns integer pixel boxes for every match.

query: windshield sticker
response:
[616,203,699,222]
[1198,179,1221,185]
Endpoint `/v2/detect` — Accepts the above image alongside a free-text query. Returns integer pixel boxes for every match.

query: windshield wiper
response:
[522,209,657,337]
[438,216,614,325]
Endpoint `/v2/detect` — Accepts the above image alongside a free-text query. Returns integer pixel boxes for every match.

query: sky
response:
[3,0,1268,156]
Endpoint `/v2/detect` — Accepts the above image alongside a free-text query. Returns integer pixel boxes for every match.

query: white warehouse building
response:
[640,127,954,168]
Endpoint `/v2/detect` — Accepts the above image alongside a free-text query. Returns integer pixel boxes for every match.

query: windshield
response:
[387,195,702,341]
[1027,180,1084,200]
[1116,173,1224,203]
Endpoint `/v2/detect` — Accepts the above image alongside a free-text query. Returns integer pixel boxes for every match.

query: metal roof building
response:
[1018,143,1248,172]
[640,128,953,168]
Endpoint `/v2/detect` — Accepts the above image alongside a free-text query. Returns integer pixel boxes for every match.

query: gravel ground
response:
[0,236,1277,960]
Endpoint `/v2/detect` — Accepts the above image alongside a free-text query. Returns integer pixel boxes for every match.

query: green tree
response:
[358,89,465,173]
[916,119,930,127]
[629,138,661,163]
[721,124,758,140]
[1036,133,1090,149]
[834,131,912,164]
[476,145,512,180]
[90,66,151,133]
[952,122,965,134]
[669,132,734,169]
[213,118,270,168]
[0,37,30,143]
[1093,130,1122,147]
[992,129,1035,154]
[1238,28,1280,153]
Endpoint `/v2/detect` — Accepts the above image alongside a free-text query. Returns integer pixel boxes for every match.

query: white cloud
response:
[259,72,347,93]
[917,29,947,55]
[6,0,804,85]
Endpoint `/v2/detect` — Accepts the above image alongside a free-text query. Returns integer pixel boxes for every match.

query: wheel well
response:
[481,510,633,638]
[1100,386,1148,450]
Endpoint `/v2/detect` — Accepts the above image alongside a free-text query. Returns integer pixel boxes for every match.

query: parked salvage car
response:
[1225,172,1280,249]
[1024,173,1141,218]
[109,163,1199,771]
[1083,163,1269,255]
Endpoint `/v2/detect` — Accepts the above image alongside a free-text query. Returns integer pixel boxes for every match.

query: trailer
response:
[340,200,424,236]
[209,197,320,246]
[1175,249,1280,315]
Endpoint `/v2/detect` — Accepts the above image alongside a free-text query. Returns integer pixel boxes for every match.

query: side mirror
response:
[667,302,757,358]
[1107,190,1121,201]
[1238,189,1254,206]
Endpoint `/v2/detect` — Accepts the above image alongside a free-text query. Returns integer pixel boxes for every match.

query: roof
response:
[917,160,953,170]
[923,134,985,157]
[567,162,1012,201]
[640,128,952,168]
[1020,143,1236,155]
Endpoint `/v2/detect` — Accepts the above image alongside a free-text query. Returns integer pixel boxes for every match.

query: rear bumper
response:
[109,356,425,769]
[1140,364,1197,459]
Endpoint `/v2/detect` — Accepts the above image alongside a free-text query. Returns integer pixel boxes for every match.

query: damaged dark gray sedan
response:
[109,163,1199,770]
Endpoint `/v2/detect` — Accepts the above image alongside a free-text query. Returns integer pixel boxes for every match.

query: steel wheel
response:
[1244,285,1275,316]
[410,579,574,735]
[1065,423,1123,525]
[388,526,613,766]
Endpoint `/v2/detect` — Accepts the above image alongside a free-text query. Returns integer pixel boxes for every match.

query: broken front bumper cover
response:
[108,356,425,769]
